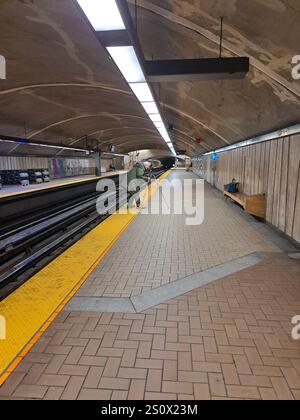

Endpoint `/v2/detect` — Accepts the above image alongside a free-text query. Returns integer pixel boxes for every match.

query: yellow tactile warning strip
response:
[0,170,171,386]
[0,172,124,199]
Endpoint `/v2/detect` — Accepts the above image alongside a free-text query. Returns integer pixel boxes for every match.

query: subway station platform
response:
[0,172,124,199]
[0,170,299,400]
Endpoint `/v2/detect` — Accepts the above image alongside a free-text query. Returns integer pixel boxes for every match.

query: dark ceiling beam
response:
[96,30,131,47]
[145,57,250,82]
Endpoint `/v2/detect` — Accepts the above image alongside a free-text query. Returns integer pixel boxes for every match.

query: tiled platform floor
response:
[76,171,278,299]
[1,170,299,400]
[1,256,299,400]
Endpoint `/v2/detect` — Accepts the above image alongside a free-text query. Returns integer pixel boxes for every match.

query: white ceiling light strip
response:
[129,82,153,102]
[203,124,300,156]
[76,0,176,155]
[140,102,159,115]
[149,114,162,123]
[107,47,145,83]
[77,0,125,31]
[0,138,89,153]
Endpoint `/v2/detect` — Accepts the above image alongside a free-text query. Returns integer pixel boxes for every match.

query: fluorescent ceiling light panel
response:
[130,83,153,102]
[0,139,87,152]
[159,128,168,136]
[107,46,145,83]
[202,125,300,157]
[140,102,159,114]
[149,114,162,123]
[77,0,125,31]
[77,1,176,153]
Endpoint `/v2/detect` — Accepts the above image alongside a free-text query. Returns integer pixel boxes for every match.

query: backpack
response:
[227,182,239,193]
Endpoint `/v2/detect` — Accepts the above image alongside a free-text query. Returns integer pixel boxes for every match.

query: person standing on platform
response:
[127,161,152,208]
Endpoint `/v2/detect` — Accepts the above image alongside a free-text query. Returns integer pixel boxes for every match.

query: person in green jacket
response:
[127,161,152,208]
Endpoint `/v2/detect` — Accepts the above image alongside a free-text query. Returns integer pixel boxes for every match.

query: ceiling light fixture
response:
[77,0,125,31]
[203,124,300,156]
[76,0,176,155]
[129,83,153,102]
[140,102,159,115]
[149,114,163,123]
[0,137,90,153]
[107,46,145,83]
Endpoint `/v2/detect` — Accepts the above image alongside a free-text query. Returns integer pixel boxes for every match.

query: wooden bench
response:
[224,185,266,219]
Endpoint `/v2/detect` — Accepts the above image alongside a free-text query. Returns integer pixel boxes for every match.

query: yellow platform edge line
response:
[0,216,133,386]
[0,170,171,386]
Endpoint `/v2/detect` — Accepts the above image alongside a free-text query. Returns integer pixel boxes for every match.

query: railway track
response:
[0,170,165,299]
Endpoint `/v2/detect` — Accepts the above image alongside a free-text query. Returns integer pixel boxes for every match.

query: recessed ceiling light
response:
[107,46,145,83]
[149,114,162,123]
[78,0,175,149]
[0,138,89,152]
[129,83,154,102]
[77,0,125,31]
[140,102,159,114]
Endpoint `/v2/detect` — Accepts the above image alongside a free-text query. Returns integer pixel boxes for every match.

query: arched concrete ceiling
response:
[129,0,300,156]
[0,0,167,157]
[0,0,299,158]
[129,149,174,161]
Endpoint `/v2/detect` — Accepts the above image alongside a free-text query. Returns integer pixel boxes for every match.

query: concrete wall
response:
[0,156,48,170]
[0,155,125,179]
[193,135,300,244]
[0,156,95,178]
